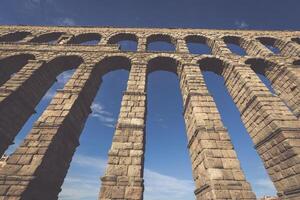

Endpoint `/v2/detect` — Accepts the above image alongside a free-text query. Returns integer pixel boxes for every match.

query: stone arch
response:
[94,55,132,76]
[291,37,300,44]
[293,59,300,65]
[147,56,180,75]
[30,32,65,43]
[146,34,177,51]
[255,36,283,54]
[67,33,101,44]
[197,56,226,75]
[184,35,212,54]
[0,53,36,86]
[0,54,84,156]
[107,33,138,51]
[222,35,248,55]
[0,31,31,42]
[245,57,300,117]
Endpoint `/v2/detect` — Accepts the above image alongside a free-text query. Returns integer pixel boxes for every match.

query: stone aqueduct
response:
[0,25,299,200]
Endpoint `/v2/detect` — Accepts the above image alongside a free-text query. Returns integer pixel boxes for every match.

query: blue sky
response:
[1,0,300,199]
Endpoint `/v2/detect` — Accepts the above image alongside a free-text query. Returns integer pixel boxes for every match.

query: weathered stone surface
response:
[0,25,299,200]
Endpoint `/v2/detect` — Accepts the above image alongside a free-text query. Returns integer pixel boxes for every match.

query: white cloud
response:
[59,154,195,200]
[55,17,76,26]
[91,103,116,128]
[235,20,249,29]
[253,179,276,198]
[144,169,194,200]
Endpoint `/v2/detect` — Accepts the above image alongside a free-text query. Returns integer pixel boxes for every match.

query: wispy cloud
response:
[55,17,76,26]
[235,20,249,29]
[144,169,194,200]
[59,154,195,200]
[91,102,116,128]
[253,179,276,198]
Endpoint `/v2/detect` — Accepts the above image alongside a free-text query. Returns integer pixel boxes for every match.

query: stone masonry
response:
[0,25,299,200]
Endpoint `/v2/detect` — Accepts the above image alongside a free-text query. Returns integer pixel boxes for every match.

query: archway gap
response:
[0,31,31,42]
[146,34,176,52]
[184,35,211,55]
[3,55,85,155]
[145,56,194,199]
[293,59,300,65]
[30,32,65,44]
[0,53,36,86]
[107,33,138,51]
[198,57,276,197]
[58,56,132,199]
[256,37,282,54]
[67,33,101,45]
[222,35,247,56]
[291,37,300,45]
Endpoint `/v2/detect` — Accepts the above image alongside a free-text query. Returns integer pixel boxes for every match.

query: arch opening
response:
[30,32,65,44]
[0,31,31,42]
[58,56,131,199]
[291,37,300,44]
[198,57,276,197]
[293,60,300,65]
[146,34,176,52]
[108,33,138,51]
[0,55,83,156]
[185,35,211,54]
[144,57,194,199]
[256,37,281,54]
[245,58,276,94]
[0,54,35,86]
[67,33,101,45]
[223,36,247,56]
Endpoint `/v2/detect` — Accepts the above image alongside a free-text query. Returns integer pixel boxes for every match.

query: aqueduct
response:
[0,25,299,200]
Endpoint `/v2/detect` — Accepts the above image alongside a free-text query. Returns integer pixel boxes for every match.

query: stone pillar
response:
[0,62,100,200]
[264,63,300,118]
[176,39,189,53]
[223,64,300,199]
[179,64,256,200]
[0,60,49,156]
[137,37,147,52]
[209,38,232,56]
[99,62,147,200]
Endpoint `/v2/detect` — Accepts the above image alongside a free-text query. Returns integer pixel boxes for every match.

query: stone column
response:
[137,37,147,52]
[0,62,100,200]
[57,34,74,44]
[99,62,147,200]
[209,38,232,56]
[223,64,300,199]
[179,64,256,200]
[176,39,189,53]
[0,60,49,156]
[264,63,300,118]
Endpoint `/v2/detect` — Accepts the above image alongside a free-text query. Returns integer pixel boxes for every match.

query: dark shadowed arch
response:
[0,54,36,86]
[147,56,180,75]
[256,37,282,54]
[222,35,247,56]
[291,37,300,44]
[146,34,176,51]
[244,58,272,75]
[30,32,65,43]
[198,57,225,75]
[67,33,101,45]
[293,60,300,65]
[0,31,31,42]
[96,55,131,76]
